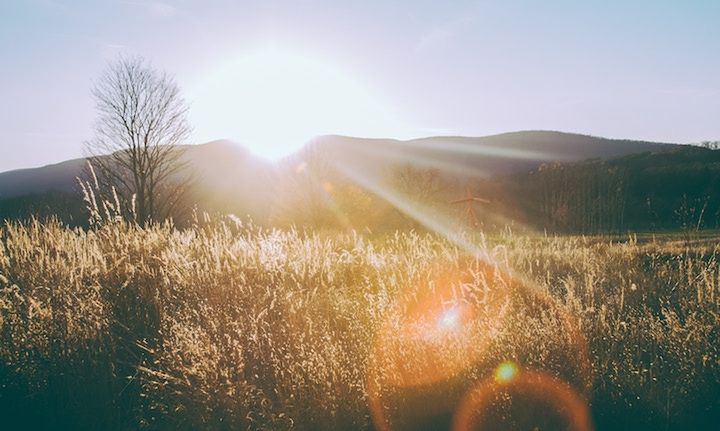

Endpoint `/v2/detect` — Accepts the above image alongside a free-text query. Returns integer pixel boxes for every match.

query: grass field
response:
[0,218,718,430]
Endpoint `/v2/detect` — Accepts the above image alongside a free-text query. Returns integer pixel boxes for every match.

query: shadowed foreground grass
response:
[0,219,718,430]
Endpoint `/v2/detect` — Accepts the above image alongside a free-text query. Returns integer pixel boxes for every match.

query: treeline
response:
[493,146,720,233]
[276,144,720,234]
[522,163,629,233]
[0,192,85,226]
[3,146,720,234]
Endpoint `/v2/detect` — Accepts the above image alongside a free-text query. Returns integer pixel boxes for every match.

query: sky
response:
[1,0,719,171]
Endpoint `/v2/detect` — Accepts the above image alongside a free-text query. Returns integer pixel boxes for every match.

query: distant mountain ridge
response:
[0,158,86,198]
[0,130,680,202]
[310,131,678,179]
[0,140,273,199]
[411,130,676,159]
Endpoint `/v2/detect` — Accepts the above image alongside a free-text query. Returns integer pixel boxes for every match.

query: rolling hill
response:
[309,131,678,179]
[0,130,685,228]
[0,131,679,199]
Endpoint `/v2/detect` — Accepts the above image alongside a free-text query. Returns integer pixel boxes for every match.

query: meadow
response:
[0,217,718,430]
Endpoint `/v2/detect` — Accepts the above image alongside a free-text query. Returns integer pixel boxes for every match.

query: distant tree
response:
[700,141,720,150]
[85,56,193,224]
[392,164,442,203]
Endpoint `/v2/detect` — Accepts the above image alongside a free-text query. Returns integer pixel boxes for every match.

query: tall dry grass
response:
[0,218,718,430]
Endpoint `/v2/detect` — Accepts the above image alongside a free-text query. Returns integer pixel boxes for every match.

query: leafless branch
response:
[83,55,193,224]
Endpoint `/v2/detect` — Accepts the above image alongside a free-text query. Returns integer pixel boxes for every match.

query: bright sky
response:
[1,0,719,170]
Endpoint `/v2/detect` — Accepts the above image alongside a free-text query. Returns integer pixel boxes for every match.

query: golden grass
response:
[0,218,718,430]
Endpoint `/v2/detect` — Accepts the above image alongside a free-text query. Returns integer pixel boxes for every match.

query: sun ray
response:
[404,138,570,161]
[332,157,494,262]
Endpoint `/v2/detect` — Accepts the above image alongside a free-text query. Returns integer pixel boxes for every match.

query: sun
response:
[190,48,403,160]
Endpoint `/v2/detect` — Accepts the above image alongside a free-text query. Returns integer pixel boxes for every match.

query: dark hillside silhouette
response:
[0,131,694,232]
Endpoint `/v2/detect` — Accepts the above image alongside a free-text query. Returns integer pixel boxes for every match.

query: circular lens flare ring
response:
[366,259,593,431]
[453,366,594,431]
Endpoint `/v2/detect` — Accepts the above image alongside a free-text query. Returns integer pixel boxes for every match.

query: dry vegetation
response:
[0,218,718,430]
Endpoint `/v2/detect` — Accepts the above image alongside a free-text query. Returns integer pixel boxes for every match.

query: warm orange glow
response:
[366,261,593,431]
[370,269,509,389]
[367,262,512,430]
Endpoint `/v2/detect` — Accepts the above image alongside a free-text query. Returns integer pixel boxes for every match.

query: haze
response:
[1,0,719,171]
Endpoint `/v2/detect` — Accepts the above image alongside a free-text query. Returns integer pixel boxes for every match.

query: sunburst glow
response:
[190,48,404,159]
[438,305,461,330]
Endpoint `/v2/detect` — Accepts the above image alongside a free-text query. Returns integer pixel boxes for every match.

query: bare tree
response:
[85,56,192,224]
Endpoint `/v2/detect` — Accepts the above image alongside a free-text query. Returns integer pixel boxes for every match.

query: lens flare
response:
[494,361,518,383]
[366,260,593,431]
[452,368,594,431]
[438,305,461,331]
[367,263,511,430]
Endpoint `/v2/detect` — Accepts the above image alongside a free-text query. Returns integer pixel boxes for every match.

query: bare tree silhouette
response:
[85,56,193,224]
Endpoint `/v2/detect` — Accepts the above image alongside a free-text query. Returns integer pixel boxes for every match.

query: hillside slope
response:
[310,131,679,179]
[0,131,679,199]
[0,131,683,228]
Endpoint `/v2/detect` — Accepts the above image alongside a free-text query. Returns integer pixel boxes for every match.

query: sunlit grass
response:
[0,218,718,430]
